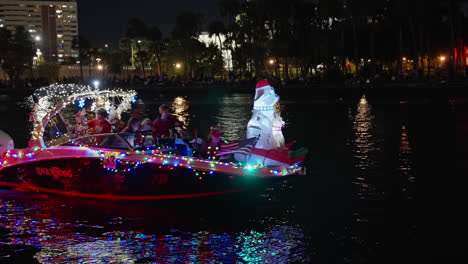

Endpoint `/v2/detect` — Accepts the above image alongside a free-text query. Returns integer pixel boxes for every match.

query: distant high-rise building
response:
[0,0,78,62]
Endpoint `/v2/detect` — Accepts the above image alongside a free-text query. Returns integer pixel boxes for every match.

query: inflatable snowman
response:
[245,79,279,149]
[235,79,308,166]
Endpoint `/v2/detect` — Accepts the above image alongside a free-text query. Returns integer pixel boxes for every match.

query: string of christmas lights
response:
[27,83,136,147]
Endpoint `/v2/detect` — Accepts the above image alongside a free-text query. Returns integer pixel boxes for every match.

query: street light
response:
[269,59,274,65]
[97,65,103,70]
[402,57,407,61]
[440,56,446,62]
[93,80,100,89]
[175,63,181,69]
[104,44,109,48]
[34,35,41,41]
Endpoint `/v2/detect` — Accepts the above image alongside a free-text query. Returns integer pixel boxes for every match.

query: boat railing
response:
[118,131,192,156]
[59,133,134,151]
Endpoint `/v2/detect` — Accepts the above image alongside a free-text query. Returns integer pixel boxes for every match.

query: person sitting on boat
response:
[87,108,111,134]
[122,109,142,133]
[271,101,287,150]
[200,126,223,160]
[151,104,181,143]
[65,108,89,138]
[189,128,204,157]
[132,118,152,147]
[140,118,152,132]
[109,111,126,133]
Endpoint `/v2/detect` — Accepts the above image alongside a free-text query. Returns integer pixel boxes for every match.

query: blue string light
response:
[78,98,85,108]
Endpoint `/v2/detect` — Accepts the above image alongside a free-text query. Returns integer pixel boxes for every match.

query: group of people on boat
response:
[67,104,180,135]
[65,102,225,158]
[62,79,307,166]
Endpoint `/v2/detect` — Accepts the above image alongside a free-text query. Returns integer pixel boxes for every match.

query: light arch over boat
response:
[28,84,137,149]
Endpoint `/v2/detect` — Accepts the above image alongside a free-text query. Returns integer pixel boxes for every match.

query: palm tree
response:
[218,0,240,29]
[218,0,240,72]
[3,26,34,85]
[172,11,206,78]
[147,26,165,76]
[126,18,149,78]
[72,35,91,81]
[292,1,318,77]
[318,0,345,66]
[87,47,98,79]
[0,28,11,80]
[119,37,132,78]
[208,20,226,52]
[107,50,124,79]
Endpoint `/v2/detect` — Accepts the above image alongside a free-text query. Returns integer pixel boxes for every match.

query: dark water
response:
[0,87,465,263]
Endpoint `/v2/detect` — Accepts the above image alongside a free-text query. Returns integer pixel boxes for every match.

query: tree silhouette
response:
[1,26,35,86]
[126,18,149,78]
[72,35,92,81]
[147,26,166,76]
[208,20,226,53]
[171,12,206,78]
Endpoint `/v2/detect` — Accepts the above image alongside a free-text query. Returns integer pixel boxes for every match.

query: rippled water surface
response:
[0,87,465,263]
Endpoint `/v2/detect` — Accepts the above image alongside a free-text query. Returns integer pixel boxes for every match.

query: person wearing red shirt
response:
[88,108,111,134]
[152,104,180,142]
[109,111,126,133]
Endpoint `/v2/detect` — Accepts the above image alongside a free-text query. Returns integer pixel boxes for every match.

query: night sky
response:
[77,0,223,48]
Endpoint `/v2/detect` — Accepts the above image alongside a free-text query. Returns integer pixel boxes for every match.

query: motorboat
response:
[0,84,306,201]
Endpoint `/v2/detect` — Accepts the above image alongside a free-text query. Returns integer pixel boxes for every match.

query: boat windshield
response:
[119,131,154,149]
[59,134,132,150]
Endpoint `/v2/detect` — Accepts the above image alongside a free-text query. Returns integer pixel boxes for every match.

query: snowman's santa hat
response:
[256,79,271,89]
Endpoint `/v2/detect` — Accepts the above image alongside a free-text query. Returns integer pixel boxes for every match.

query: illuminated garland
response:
[7,81,302,178]
[27,83,136,147]
[1,144,303,178]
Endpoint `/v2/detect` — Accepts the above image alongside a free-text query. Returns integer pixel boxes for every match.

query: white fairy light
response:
[91,101,96,112]
[104,100,111,113]
[27,83,137,148]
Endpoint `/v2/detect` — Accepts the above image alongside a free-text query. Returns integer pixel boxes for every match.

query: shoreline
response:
[1,80,468,101]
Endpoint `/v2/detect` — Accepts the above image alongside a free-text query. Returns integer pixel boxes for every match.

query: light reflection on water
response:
[171,96,190,127]
[399,123,415,199]
[349,95,382,200]
[0,89,442,262]
[0,195,308,263]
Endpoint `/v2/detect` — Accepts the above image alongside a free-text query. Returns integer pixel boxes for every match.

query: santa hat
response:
[73,108,86,118]
[256,79,270,89]
[109,110,119,120]
[132,109,140,118]
[210,126,222,138]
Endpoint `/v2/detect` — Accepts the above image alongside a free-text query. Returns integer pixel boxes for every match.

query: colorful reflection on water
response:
[399,123,415,199]
[0,193,308,263]
[0,89,453,263]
